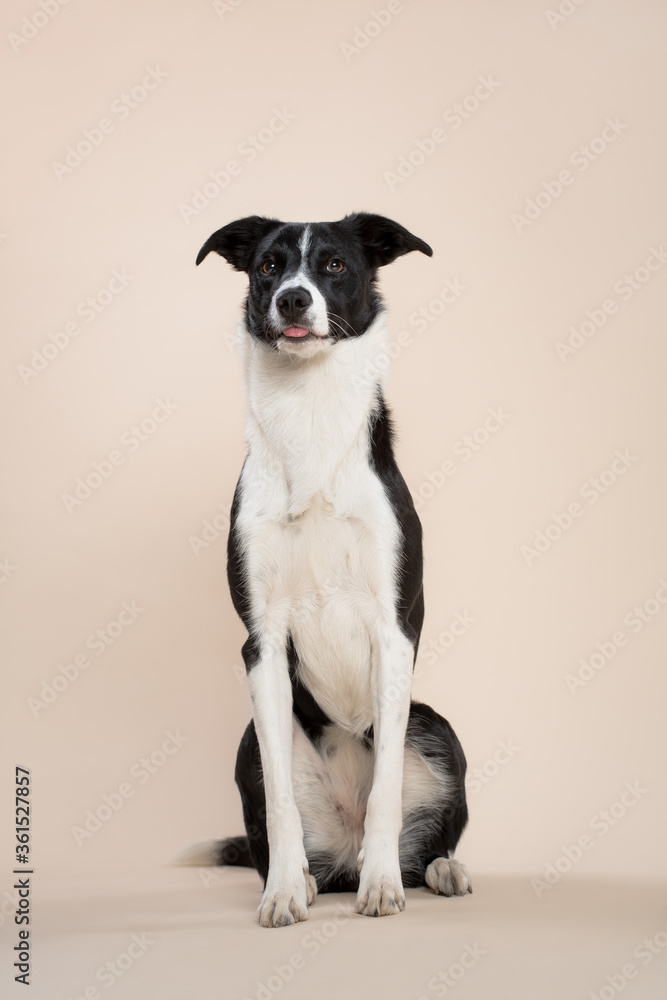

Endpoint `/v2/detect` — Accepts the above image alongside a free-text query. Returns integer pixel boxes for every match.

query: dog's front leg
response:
[245,632,317,927]
[355,623,414,916]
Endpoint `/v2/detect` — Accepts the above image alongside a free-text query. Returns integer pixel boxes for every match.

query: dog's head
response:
[196,213,432,358]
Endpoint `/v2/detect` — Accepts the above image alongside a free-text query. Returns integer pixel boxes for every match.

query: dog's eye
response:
[261,260,276,275]
[326,259,346,273]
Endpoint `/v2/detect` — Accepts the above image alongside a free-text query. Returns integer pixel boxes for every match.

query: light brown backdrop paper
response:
[2,1,667,998]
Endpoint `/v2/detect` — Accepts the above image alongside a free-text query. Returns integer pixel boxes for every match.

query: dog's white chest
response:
[240,474,399,734]
[236,316,402,734]
[285,496,377,733]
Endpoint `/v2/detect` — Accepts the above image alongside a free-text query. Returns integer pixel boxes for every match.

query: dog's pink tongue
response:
[282,326,310,338]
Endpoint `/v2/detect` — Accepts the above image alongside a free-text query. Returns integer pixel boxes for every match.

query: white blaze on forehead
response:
[298,224,311,261]
[269,222,329,340]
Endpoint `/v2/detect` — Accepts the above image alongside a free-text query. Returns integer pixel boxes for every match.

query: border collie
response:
[183,213,471,927]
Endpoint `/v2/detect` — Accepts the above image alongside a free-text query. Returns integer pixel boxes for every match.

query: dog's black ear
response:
[196,215,283,271]
[343,212,433,267]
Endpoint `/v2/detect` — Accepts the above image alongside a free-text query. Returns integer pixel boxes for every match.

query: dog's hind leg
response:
[398,701,472,895]
[233,718,269,880]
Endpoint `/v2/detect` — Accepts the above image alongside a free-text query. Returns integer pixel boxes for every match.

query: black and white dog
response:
[186,213,471,927]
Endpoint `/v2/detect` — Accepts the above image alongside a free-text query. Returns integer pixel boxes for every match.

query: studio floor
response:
[33,867,667,999]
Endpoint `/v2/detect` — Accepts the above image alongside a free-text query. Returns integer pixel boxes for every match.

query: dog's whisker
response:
[327,311,357,338]
[328,320,347,340]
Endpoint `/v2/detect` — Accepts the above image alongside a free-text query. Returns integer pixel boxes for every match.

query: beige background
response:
[2,0,667,995]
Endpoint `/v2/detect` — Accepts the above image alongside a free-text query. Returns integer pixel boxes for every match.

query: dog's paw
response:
[425,857,472,896]
[257,868,317,928]
[355,872,406,917]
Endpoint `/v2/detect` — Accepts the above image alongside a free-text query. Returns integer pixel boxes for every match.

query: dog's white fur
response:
[269,226,331,356]
[236,311,418,923]
[292,721,452,877]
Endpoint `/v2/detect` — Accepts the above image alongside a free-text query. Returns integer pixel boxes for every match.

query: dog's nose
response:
[276,286,313,319]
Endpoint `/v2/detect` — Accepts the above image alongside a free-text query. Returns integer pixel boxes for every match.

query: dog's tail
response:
[172,835,255,868]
